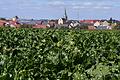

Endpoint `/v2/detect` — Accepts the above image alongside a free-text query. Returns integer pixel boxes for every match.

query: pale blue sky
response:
[0,0,120,20]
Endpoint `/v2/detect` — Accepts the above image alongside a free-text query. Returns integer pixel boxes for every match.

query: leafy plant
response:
[0,28,120,80]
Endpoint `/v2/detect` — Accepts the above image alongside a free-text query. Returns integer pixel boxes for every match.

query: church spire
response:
[64,8,68,20]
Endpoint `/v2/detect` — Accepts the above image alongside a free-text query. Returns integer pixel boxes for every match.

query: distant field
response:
[0,28,120,80]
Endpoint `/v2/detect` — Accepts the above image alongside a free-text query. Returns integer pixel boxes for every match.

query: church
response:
[58,8,68,25]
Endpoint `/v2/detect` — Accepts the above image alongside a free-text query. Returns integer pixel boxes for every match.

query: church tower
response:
[64,8,68,20]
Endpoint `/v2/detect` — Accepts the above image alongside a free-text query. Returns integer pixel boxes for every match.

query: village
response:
[0,9,120,30]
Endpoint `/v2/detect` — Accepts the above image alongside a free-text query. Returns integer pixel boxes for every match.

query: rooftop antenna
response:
[77,8,80,20]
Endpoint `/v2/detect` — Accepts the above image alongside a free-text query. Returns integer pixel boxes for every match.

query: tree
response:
[15,16,19,19]
[0,18,6,20]
[109,17,113,24]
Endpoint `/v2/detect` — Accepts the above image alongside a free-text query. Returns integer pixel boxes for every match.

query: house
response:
[32,20,48,28]
[68,20,81,29]
[111,23,117,29]
[32,24,47,28]
[56,20,82,29]
[94,21,100,27]
[12,16,19,22]
[48,20,56,28]
[58,18,64,25]
[101,21,109,26]
[107,26,112,29]
[96,26,108,30]
[88,26,96,30]
[93,20,112,30]
[55,24,69,28]
[9,20,20,28]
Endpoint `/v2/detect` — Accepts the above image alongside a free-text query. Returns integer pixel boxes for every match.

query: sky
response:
[0,0,120,20]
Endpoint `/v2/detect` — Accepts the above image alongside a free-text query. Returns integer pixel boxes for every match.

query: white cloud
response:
[48,1,65,6]
[83,2,92,6]
[93,6,101,9]
[72,5,111,10]
[93,6,111,10]
[102,7,111,9]
[72,6,86,9]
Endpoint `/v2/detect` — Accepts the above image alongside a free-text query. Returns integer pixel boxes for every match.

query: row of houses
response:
[0,17,20,28]
[0,9,119,29]
[0,17,119,30]
[80,19,118,30]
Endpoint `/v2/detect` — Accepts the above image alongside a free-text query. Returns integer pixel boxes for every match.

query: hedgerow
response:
[0,28,120,80]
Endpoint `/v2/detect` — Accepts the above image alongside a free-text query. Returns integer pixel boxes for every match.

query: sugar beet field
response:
[0,28,120,80]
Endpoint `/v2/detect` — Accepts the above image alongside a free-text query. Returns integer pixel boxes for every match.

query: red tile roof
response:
[0,20,6,26]
[0,22,4,26]
[0,20,6,23]
[33,24,47,28]
[80,20,100,24]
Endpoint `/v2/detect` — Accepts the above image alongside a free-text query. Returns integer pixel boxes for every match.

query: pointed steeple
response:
[64,8,68,20]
